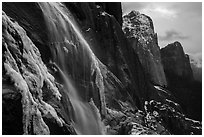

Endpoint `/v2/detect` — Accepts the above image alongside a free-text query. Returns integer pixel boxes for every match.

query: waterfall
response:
[38,2,105,135]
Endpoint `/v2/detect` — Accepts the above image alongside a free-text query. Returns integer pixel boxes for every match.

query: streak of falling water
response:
[54,63,104,134]
[38,2,105,135]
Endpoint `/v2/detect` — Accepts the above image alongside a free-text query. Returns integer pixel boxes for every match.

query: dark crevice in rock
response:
[2,85,23,135]
[2,2,202,135]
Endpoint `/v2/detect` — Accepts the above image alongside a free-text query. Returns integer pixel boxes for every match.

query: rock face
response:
[123,11,167,87]
[161,41,202,121]
[161,41,193,80]
[95,2,123,26]
[2,2,202,135]
[2,11,75,135]
[65,3,152,110]
[2,3,51,63]
[2,2,147,134]
[143,100,202,135]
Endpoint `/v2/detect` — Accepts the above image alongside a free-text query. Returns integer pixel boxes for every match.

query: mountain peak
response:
[128,10,140,16]
[123,10,167,86]
[161,41,193,80]
[123,10,154,39]
[165,41,184,51]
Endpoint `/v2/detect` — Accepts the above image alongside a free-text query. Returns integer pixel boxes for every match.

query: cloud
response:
[189,52,202,59]
[122,2,201,55]
[153,7,177,18]
[140,4,178,19]
[122,2,178,19]
[158,30,189,41]
[171,2,202,17]
[122,2,147,13]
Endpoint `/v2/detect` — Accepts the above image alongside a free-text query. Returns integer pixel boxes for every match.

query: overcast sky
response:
[122,2,202,56]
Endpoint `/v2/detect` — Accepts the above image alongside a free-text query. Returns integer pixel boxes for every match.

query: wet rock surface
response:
[2,2,202,135]
[2,11,76,135]
[65,2,151,110]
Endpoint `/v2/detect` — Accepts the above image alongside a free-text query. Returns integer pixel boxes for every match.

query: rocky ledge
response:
[2,2,202,135]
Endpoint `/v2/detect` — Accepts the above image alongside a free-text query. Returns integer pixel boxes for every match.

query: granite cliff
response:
[2,2,202,135]
[123,11,167,87]
[161,41,202,121]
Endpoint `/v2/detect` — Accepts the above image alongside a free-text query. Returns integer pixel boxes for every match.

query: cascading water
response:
[38,2,106,135]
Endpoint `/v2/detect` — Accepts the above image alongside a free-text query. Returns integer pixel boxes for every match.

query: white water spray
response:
[38,2,106,135]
